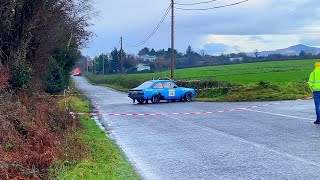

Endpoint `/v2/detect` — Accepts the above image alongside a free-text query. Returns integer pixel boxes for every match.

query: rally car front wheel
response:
[151,94,161,103]
[184,92,193,102]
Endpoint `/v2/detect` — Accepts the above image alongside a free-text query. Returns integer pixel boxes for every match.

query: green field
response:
[85,59,318,101]
[88,59,318,84]
[174,59,317,84]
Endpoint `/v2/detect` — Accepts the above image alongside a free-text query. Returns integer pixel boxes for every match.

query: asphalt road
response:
[74,76,320,180]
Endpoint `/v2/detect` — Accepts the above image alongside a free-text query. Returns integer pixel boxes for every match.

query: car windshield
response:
[137,81,153,89]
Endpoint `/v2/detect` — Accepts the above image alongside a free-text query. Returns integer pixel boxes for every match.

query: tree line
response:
[0,0,95,94]
[138,46,320,69]
[89,48,138,74]
[86,45,320,75]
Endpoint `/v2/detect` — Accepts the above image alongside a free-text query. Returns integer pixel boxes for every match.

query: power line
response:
[125,4,172,47]
[126,4,171,47]
[175,0,248,10]
[175,0,218,6]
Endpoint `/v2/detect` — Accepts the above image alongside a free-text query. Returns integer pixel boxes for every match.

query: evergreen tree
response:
[138,47,150,56]
[111,48,119,72]
[149,48,156,56]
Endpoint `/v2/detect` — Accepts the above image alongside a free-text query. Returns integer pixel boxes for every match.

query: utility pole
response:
[92,61,94,74]
[86,58,89,72]
[171,0,175,79]
[120,37,124,74]
[102,56,105,75]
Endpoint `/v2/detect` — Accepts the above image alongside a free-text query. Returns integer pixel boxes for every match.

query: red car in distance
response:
[73,68,82,76]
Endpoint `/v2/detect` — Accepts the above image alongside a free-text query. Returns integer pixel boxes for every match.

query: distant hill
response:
[250,44,320,56]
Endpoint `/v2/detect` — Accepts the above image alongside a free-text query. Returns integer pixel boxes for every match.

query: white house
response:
[139,55,156,62]
[137,63,151,71]
[229,57,243,62]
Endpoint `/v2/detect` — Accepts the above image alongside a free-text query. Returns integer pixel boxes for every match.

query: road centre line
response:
[244,109,314,121]
[168,115,320,168]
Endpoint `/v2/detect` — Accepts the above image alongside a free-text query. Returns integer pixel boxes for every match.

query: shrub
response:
[9,61,33,90]
[44,58,65,94]
[0,66,11,87]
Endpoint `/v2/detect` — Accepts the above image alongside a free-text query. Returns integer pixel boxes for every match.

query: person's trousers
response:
[313,91,320,121]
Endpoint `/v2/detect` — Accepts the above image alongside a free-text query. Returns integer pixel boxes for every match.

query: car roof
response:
[148,80,173,83]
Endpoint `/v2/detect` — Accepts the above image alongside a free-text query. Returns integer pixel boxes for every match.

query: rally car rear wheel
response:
[151,94,161,103]
[137,99,145,104]
[184,92,192,102]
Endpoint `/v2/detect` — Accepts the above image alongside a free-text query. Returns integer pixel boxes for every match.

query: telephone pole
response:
[171,0,175,79]
[86,58,89,72]
[120,37,124,74]
[102,55,105,75]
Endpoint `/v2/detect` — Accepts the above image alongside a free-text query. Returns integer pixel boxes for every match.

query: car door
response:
[163,81,181,100]
[152,82,165,98]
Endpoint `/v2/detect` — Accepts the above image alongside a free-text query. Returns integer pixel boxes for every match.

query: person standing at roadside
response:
[308,62,320,124]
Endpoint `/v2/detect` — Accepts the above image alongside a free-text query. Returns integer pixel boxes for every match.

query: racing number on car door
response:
[169,90,175,97]
[163,82,178,99]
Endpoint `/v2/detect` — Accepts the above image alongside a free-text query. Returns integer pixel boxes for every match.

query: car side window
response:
[153,82,164,89]
[163,82,175,88]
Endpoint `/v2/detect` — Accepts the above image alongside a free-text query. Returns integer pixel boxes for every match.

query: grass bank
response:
[195,82,310,102]
[53,95,139,179]
[85,59,314,101]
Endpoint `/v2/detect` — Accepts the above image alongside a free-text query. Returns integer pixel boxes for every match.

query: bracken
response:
[0,92,81,179]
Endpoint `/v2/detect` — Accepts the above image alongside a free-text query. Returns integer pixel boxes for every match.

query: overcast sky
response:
[82,0,320,57]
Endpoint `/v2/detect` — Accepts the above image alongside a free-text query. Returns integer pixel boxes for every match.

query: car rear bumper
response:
[128,94,144,99]
[128,91,145,100]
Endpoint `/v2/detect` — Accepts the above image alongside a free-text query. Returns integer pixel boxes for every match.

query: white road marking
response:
[170,116,320,168]
[244,109,314,121]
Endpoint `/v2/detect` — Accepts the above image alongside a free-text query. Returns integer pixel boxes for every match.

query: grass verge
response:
[53,95,139,179]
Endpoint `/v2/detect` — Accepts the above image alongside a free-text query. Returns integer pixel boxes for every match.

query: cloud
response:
[249,36,271,43]
[199,34,302,54]
[201,43,232,55]
[82,0,320,57]
[176,0,320,35]
[91,0,170,33]
[300,37,320,47]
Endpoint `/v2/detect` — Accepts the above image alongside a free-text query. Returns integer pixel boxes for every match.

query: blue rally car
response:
[128,79,195,104]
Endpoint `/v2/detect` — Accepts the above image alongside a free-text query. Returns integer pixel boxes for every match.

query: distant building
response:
[139,55,156,62]
[229,57,243,62]
[137,63,151,72]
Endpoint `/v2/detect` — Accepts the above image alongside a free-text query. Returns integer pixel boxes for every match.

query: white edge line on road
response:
[244,109,314,121]
[168,116,320,168]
